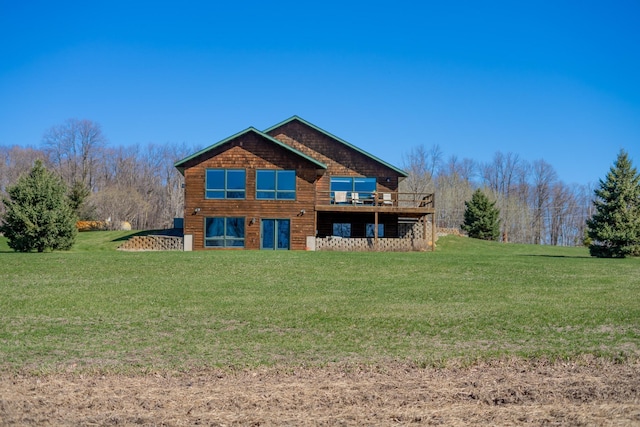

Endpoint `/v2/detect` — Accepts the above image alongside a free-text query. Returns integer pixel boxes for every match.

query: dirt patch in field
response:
[1,358,639,426]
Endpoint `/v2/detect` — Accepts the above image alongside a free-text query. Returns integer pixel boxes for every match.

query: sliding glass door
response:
[261,219,290,250]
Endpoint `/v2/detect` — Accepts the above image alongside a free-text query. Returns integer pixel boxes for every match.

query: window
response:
[330,177,376,200]
[366,223,384,237]
[330,177,353,194]
[206,169,245,199]
[205,217,245,247]
[333,223,351,237]
[256,170,296,200]
[354,177,377,196]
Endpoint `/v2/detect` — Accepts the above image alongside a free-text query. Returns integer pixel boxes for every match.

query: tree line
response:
[0,119,194,230]
[401,145,598,246]
[2,119,637,254]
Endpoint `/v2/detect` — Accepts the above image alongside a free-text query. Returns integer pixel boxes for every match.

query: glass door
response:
[261,219,290,250]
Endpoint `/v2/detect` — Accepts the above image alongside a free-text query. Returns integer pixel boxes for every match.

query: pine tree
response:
[586,150,640,258]
[0,160,77,252]
[68,180,96,220]
[461,189,501,241]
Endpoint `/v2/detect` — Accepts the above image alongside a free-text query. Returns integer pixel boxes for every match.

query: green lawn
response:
[0,232,638,373]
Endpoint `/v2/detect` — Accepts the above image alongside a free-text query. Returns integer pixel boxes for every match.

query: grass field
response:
[1,232,638,373]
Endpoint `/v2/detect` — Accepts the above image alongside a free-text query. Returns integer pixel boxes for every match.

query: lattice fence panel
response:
[316,237,431,252]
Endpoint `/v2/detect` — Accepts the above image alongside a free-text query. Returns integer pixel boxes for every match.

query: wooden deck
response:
[315,203,434,217]
[315,192,436,251]
[315,192,434,217]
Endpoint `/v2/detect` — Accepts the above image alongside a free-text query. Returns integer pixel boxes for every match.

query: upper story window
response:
[206,169,246,199]
[330,177,377,199]
[256,170,296,200]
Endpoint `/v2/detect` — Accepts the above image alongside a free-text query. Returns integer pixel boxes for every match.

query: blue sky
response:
[1,1,639,185]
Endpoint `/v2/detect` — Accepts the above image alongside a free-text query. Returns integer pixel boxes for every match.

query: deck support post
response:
[422,214,428,251]
[431,212,436,252]
[374,211,379,251]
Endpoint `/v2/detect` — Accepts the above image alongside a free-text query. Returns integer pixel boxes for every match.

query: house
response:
[174,116,435,251]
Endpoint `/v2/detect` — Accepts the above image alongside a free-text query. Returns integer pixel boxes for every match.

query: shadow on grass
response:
[111,228,183,242]
[520,254,592,259]
[0,247,70,254]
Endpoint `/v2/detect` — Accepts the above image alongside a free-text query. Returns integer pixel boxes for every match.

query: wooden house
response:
[174,116,435,251]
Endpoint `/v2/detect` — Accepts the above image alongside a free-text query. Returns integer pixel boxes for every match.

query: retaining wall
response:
[118,235,184,251]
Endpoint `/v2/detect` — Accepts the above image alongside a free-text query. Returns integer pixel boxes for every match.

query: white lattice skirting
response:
[315,237,432,252]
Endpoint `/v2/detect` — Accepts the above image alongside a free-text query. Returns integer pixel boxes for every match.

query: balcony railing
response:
[316,191,434,208]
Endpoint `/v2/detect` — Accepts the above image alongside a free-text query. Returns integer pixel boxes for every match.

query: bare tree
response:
[530,159,558,244]
[479,152,527,242]
[0,146,48,198]
[43,119,107,190]
[92,186,150,229]
[92,145,146,227]
[401,144,443,206]
[435,155,476,229]
[159,143,189,222]
[89,143,190,229]
[549,182,572,245]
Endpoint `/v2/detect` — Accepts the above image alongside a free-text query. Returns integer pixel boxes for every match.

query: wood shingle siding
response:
[181,131,320,250]
[266,119,403,195]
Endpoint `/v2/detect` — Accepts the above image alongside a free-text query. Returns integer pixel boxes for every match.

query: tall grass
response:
[0,232,638,372]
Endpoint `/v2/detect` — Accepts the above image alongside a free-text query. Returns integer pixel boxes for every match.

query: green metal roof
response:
[263,115,409,177]
[174,127,327,175]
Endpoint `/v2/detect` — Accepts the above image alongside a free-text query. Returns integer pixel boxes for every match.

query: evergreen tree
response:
[461,189,501,241]
[586,150,640,258]
[0,160,77,252]
[68,180,96,220]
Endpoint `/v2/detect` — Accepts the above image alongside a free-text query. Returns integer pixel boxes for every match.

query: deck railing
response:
[316,191,434,208]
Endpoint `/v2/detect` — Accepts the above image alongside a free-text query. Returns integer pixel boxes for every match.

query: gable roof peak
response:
[174,125,326,175]
[264,116,408,177]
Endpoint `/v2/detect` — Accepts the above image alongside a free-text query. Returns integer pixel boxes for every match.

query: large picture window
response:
[256,170,296,200]
[206,169,245,199]
[330,177,376,200]
[205,217,245,247]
